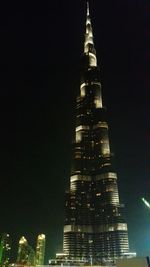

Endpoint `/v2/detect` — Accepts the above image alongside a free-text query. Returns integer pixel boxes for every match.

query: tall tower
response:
[63,2,129,265]
[35,234,46,266]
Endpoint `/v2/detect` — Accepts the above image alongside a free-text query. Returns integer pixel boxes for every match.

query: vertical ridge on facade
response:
[63,3,129,265]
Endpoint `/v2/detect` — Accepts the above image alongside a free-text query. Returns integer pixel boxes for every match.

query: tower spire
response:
[63,2,129,264]
[87,1,89,16]
[84,1,97,66]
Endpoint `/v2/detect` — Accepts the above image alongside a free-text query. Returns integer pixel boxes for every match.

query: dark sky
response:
[0,0,149,263]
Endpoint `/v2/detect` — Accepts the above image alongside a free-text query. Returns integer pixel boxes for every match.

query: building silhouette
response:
[63,2,129,265]
[35,234,45,266]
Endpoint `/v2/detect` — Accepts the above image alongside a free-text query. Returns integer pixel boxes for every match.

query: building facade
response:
[63,2,129,265]
[35,234,46,266]
[17,236,35,266]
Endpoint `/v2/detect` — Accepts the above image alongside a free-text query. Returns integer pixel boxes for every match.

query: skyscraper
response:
[63,2,129,265]
[0,233,11,267]
[17,236,35,266]
[35,234,46,266]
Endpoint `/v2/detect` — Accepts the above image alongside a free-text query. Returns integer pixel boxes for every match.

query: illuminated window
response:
[71,207,76,210]
[106,187,114,192]
[75,151,82,159]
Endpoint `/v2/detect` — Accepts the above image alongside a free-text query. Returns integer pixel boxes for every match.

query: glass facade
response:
[63,3,129,265]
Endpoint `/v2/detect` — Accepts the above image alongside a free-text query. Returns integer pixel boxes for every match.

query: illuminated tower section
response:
[63,2,129,265]
[36,234,46,266]
[17,236,35,266]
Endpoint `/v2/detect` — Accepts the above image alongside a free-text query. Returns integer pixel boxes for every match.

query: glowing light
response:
[93,121,108,129]
[89,52,97,67]
[80,82,88,89]
[96,172,117,180]
[76,125,89,132]
[70,174,91,182]
[38,234,45,240]
[102,143,110,156]
[94,99,102,108]
[19,236,27,245]
[64,223,127,233]
[87,1,89,16]
[141,197,150,209]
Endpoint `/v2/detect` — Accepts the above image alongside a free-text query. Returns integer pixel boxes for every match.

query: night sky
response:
[0,0,149,263]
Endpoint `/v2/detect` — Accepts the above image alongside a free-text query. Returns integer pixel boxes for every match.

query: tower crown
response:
[84,1,97,67]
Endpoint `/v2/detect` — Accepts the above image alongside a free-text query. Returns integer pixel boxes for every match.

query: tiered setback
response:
[63,3,129,265]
